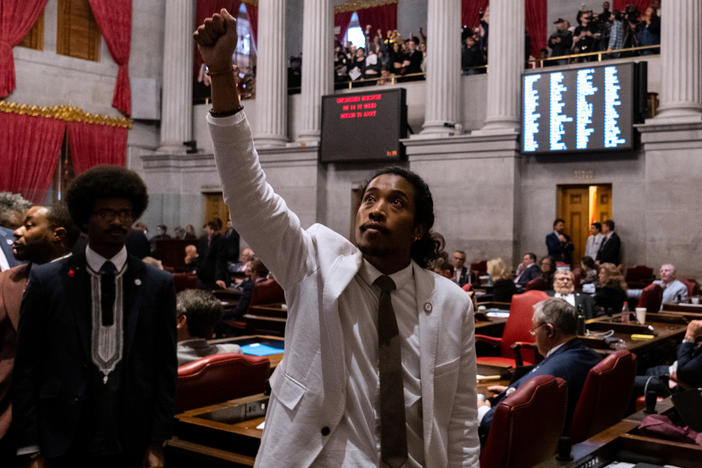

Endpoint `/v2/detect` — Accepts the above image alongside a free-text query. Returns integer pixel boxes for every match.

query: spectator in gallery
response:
[573,10,600,60]
[548,18,573,63]
[595,1,613,50]
[389,41,406,75]
[462,35,484,74]
[487,258,517,303]
[364,48,381,78]
[637,6,660,54]
[404,38,423,75]
[594,262,628,315]
[176,289,241,366]
[585,222,604,259]
[349,47,366,81]
[287,56,301,89]
[607,10,625,55]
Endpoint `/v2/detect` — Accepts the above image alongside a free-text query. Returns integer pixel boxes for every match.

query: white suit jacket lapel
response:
[414,264,439,451]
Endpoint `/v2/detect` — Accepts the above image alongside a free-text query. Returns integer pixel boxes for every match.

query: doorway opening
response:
[557,184,612,264]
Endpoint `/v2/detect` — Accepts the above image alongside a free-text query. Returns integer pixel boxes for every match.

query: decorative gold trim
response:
[334,0,398,14]
[0,101,132,129]
[242,0,258,6]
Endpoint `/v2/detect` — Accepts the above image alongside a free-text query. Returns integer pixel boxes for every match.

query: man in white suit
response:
[195,10,479,467]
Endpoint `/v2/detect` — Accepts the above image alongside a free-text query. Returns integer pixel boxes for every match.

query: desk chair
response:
[476,290,549,367]
[175,353,270,412]
[250,278,285,306]
[480,375,568,468]
[625,265,655,289]
[525,277,547,291]
[569,349,637,443]
[637,283,664,313]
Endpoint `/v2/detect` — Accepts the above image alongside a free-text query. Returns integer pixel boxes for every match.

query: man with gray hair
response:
[653,264,688,306]
[548,269,598,318]
[0,192,32,271]
[477,298,601,442]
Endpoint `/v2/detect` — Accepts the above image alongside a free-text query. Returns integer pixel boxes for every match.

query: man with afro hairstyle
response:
[13,165,177,467]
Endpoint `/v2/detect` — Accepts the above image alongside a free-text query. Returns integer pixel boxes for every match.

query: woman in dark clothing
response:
[594,262,628,315]
[488,258,517,303]
[539,256,556,290]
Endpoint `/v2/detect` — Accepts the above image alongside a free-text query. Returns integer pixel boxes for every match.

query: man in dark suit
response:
[478,298,601,442]
[223,220,240,265]
[596,219,621,265]
[0,203,78,462]
[13,166,176,467]
[545,218,574,265]
[196,220,229,290]
[547,269,599,319]
[514,252,541,288]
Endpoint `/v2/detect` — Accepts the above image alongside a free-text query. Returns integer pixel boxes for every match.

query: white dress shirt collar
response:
[86,244,127,273]
[359,258,413,292]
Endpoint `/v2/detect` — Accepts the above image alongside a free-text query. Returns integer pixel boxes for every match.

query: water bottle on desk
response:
[621,302,630,324]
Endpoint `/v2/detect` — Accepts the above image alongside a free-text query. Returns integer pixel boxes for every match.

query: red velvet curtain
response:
[0,0,48,98]
[461,0,489,28]
[244,1,258,46]
[0,112,64,203]
[613,0,651,12]
[525,0,546,59]
[334,11,353,44]
[356,3,398,37]
[88,0,132,116]
[68,122,127,175]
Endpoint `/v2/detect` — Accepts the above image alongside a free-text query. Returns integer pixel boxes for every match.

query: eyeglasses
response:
[529,322,548,336]
[92,209,134,222]
[554,277,573,282]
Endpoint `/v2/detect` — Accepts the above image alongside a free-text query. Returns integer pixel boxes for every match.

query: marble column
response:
[297,0,333,142]
[421,0,461,135]
[159,0,194,152]
[479,0,524,132]
[654,0,702,121]
[254,0,288,147]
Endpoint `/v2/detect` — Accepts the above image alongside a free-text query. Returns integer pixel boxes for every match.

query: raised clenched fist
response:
[193,9,238,73]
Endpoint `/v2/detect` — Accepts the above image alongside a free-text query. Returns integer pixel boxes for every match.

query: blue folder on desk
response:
[241,343,283,356]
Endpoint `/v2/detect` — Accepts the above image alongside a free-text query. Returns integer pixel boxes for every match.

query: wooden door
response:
[203,192,230,228]
[592,185,612,224]
[558,186,589,265]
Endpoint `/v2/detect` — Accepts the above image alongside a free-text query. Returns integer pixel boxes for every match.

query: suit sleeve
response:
[448,299,480,466]
[12,270,45,448]
[208,113,315,290]
[150,274,177,442]
[676,342,702,388]
[214,238,229,285]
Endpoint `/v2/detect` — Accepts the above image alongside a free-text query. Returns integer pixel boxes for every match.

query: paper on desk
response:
[256,421,265,430]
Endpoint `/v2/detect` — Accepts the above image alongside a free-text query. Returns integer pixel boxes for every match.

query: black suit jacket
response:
[479,338,601,442]
[13,252,177,458]
[455,266,472,288]
[197,234,229,287]
[596,232,621,265]
[546,232,574,264]
[546,290,599,319]
[677,341,702,388]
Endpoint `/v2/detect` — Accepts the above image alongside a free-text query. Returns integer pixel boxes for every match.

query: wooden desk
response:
[475,317,507,337]
[244,304,287,336]
[210,335,284,370]
[535,398,702,468]
[580,316,687,370]
[662,302,702,313]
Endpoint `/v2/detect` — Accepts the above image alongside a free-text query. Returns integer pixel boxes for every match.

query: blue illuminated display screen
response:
[521,63,635,154]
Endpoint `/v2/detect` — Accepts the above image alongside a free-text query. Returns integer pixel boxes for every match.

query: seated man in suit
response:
[653,264,688,306]
[514,252,541,288]
[634,319,702,398]
[477,298,601,443]
[596,219,621,265]
[13,166,176,467]
[548,269,598,318]
[451,250,471,287]
[224,258,270,321]
[176,289,241,365]
[0,203,78,461]
[546,218,574,265]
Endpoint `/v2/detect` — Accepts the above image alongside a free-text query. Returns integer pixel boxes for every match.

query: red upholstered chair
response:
[471,260,487,275]
[480,375,568,468]
[569,350,637,443]
[175,353,270,412]
[680,278,699,298]
[249,278,285,306]
[173,273,198,293]
[525,277,547,291]
[637,283,664,313]
[476,290,549,367]
[625,265,655,289]
[572,268,582,291]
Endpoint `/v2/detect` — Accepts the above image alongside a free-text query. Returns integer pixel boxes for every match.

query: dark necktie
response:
[100,261,117,326]
[375,275,407,468]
